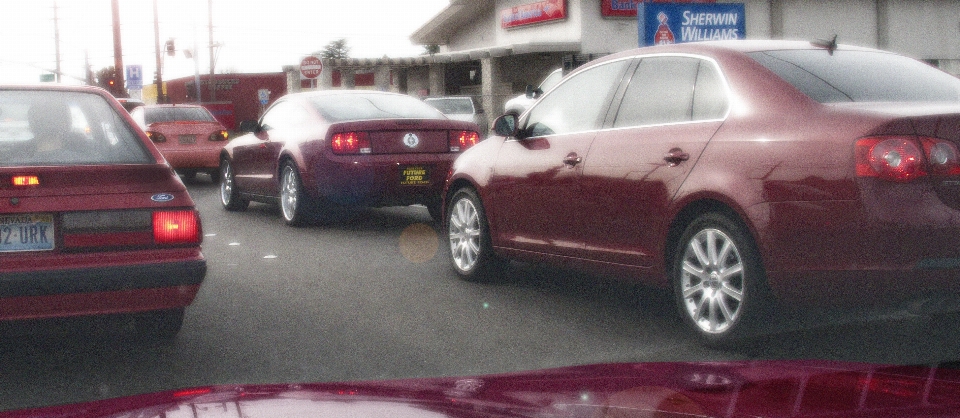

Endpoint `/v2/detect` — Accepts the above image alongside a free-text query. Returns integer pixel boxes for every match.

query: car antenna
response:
[812,35,838,55]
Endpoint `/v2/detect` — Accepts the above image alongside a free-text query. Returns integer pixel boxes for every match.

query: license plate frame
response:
[399,165,431,186]
[178,134,197,145]
[0,213,55,252]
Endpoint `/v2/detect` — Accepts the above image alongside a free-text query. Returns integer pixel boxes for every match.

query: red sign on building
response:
[501,0,567,29]
[601,0,716,18]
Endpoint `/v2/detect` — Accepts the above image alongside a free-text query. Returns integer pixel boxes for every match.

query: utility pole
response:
[84,50,92,85]
[53,1,61,83]
[111,0,125,97]
[153,0,164,103]
[208,0,216,102]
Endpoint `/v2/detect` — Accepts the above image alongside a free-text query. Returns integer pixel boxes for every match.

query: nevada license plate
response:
[0,214,55,252]
[399,165,431,186]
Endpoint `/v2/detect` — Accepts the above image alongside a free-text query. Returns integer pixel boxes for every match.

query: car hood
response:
[6,361,960,417]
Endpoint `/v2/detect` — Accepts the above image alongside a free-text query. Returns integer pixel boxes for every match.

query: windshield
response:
[7,1,960,416]
[144,106,216,124]
[0,90,152,166]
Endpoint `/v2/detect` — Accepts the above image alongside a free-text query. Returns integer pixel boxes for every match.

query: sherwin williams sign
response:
[501,0,567,29]
[638,2,745,46]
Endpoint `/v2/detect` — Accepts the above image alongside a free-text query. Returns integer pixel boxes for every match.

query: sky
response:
[0,0,450,85]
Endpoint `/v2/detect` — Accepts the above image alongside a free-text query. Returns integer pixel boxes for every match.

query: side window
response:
[260,101,310,131]
[614,56,700,128]
[692,61,729,120]
[524,60,630,137]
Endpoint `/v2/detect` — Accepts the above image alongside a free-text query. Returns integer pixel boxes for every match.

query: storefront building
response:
[284,0,960,129]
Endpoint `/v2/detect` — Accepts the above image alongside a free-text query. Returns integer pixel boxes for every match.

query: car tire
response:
[208,168,221,184]
[672,213,771,347]
[446,187,503,281]
[179,170,197,181]
[279,162,316,226]
[132,308,184,342]
[220,158,249,211]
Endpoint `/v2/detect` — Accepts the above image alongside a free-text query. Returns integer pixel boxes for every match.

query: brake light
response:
[209,130,229,142]
[450,130,480,152]
[147,131,166,143]
[152,210,200,244]
[920,137,960,176]
[855,137,927,182]
[12,175,39,186]
[330,132,371,154]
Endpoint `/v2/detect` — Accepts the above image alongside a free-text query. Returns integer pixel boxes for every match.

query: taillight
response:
[855,137,927,182]
[209,130,229,142]
[330,132,371,154]
[147,131,166,143]
[12,175,39,186]
[921,138,960,176]
[153,210,201,244]
[450,130,480,152]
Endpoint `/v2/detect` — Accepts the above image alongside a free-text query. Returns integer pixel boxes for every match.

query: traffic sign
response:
[300,56,322,79]
[258,89,270,105]
[126,65,143,90]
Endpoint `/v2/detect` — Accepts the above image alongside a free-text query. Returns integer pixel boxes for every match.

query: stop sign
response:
[300,56,323,79]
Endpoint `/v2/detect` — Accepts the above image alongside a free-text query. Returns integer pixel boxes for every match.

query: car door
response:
[488,59,632,259]
[579,55,729,267]
[234,100,312,197]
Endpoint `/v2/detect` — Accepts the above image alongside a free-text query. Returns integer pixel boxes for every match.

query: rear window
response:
[0,90,152,167]
[748,49,960,103]
[425,98,474,115]
[144,106,216,124]
[308,93,444,122]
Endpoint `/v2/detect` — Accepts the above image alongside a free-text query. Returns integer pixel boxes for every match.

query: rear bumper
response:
[162,149,221,170]
[309,153,453,207]
[0,259,205,320]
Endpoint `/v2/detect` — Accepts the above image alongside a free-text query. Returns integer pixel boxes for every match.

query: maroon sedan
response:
[0,85,205,339]
[130,104,229,180]
[219,90,480,225]
[444,40,960,345]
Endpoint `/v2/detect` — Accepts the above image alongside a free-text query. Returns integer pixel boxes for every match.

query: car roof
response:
[0,84,113,94]
[594,39,890,64]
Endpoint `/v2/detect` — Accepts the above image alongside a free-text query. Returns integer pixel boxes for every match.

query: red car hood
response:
[6,361,960,417]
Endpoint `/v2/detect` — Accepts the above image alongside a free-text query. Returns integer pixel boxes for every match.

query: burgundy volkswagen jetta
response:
[219,90,480,225]
[0,85,205,339]
[443,40,960,345]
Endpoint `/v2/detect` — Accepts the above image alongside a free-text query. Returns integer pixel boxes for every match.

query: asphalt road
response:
[1,175,959,411]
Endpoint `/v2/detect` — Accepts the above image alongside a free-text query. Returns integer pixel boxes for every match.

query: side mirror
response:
[524,84,535,98]
[493,114,519,138]
[238,120,260,133]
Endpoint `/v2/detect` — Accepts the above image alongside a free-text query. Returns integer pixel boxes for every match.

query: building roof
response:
[410,0,494,46]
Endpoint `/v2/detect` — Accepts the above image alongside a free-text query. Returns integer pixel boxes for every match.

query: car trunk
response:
[328,119,478,154]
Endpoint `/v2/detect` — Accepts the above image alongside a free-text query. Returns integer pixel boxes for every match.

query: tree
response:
[422,44,440,55]
[320,39,350,59]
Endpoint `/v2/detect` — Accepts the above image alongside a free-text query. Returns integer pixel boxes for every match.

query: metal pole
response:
[193,27,202,104]
[153,0,165,103]
[208,0,216,101]
[111,0,125,96]
[53,1,61,83]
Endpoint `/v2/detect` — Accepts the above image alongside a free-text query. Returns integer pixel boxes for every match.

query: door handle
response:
[563,154,582,167]
[663,148,690,166]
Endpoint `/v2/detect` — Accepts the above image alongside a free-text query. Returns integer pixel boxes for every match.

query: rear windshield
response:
[748,49,960,103]
[308,93,444,122]
[0,90,152,167]
[425,98,474,115]
[144,106,216,124]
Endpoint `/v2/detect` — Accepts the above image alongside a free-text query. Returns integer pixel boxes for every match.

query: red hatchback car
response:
[0,85,205,339]
[131,104,229,181]
[219,90,480,225]
[444,40,960,345]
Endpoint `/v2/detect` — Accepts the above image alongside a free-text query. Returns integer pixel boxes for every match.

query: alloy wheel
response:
[679,228,745,335]
[448,197,482,272]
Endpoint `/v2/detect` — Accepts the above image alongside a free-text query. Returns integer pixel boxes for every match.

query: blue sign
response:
[639,2,745,47]
[125,64,143,90]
